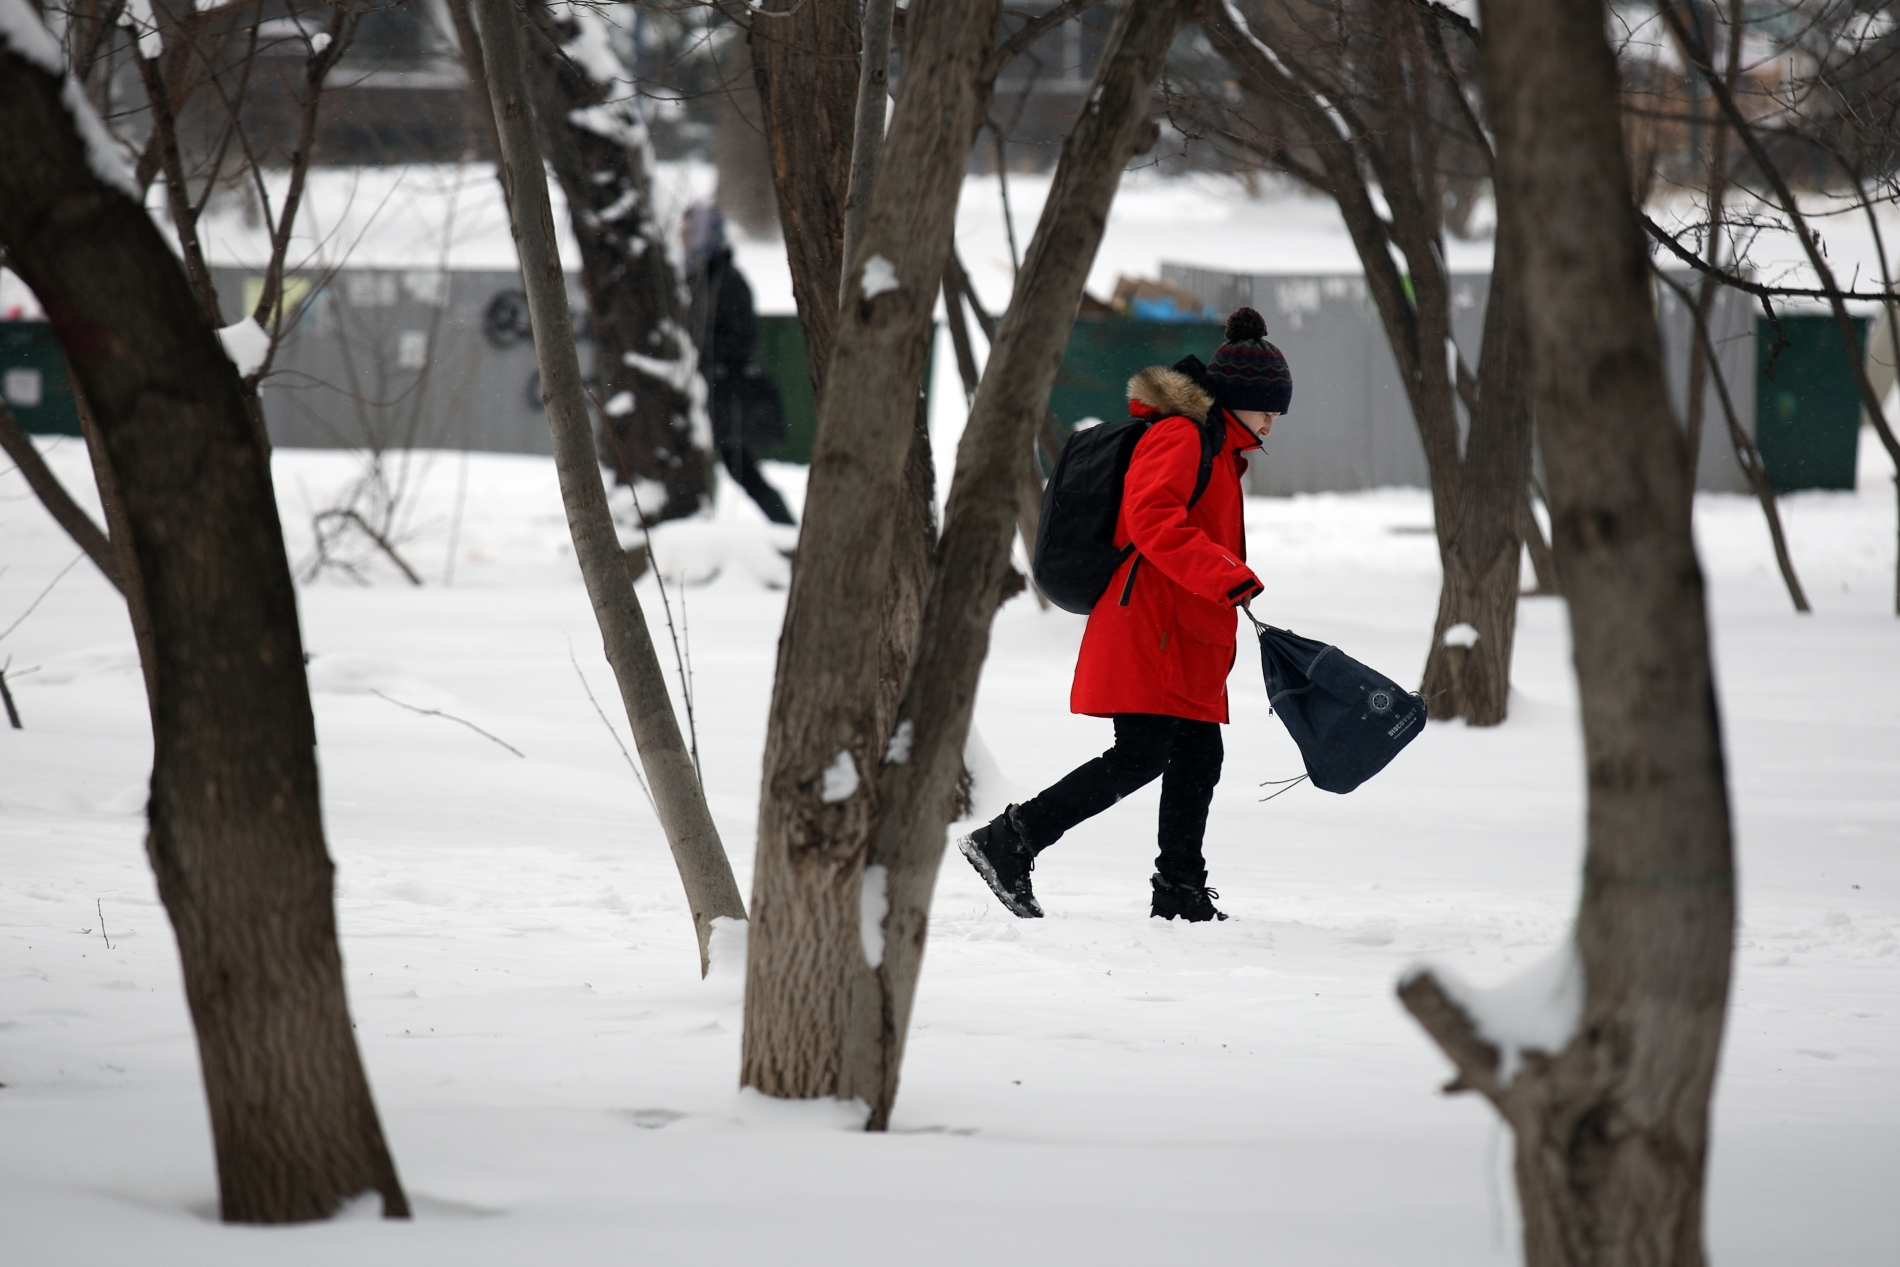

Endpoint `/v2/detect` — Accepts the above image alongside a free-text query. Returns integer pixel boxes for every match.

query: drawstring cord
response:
[1257,773,1309,802]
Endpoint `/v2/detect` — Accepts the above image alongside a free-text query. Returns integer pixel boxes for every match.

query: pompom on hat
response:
[1204,307,1292,415]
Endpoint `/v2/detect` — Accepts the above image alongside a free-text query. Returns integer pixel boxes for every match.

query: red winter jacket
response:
[1070,366,1264,725]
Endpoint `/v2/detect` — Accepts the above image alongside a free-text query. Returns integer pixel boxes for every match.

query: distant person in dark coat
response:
[683,204,796,526]
[958,308,1293,923]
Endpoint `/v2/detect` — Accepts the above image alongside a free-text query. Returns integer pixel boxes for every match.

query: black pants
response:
[717,437,796,526]
[1013,713,1224,886]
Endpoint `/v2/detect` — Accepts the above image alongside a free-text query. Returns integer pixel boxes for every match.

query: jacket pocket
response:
[1175,588,1235,644]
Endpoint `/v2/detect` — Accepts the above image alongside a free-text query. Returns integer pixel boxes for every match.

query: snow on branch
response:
[621,318,711,450]
[0,0,139,196]
[553,2,626,87]
[1399,939,1584,1099]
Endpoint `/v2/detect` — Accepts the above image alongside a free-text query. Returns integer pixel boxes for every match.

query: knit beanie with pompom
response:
[1204,307,1291,415]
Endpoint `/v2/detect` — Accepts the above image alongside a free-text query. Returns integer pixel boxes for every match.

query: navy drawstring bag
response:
[1246,611,1426,794]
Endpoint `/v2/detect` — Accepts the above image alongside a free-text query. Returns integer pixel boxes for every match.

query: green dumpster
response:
[1051,318,1227,436]
[752,315,934,465]
[0,321,81,437]
[1756,313,1868,492]
[754,315,818,465]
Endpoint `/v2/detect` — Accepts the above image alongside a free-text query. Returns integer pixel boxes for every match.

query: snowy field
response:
[2,427,1896,1265]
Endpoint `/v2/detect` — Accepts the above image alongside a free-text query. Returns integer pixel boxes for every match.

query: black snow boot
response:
[958,805,1043,918]
[1150,873,1228,922]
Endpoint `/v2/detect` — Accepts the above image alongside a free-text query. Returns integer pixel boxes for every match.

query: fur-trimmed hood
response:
[1126,366,1212,423]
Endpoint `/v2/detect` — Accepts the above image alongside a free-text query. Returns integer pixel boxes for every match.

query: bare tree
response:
[467,0,747,973]
[729,0,941,761]
[846,0,1202,1128]
[0,22,408,1222]
[742,0,858,402]
[1651,0,1900,614]
[1399,1,1735,1262]
[1199,0,1534,726]
[735,0,1194,1127]
[517,0,714,523]
[19,3,370,687]
[739,0,1003,1105]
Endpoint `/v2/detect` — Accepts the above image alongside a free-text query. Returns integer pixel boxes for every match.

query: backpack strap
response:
[1187,417,1219,509]
[1169,353,1222,510]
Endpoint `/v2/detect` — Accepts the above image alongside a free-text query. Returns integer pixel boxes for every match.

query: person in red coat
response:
[961,308,1291,922]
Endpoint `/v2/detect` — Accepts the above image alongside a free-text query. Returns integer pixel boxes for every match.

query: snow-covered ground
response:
[2,426,1896,1265]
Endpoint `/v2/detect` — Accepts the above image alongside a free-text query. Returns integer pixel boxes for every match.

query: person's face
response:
[1232,409,1278,440]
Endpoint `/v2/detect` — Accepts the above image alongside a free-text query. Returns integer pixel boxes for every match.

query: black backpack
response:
[1032,356,1222,615]
[1247,612,1426,793]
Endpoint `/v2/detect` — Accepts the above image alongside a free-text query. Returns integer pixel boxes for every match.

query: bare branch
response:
[251,3,360,378]
[988,0,1108,79]
[567,638,657,813]
[135,49,220,321]
[1395,969,1505,1104]
[1653,267,1810,613]
[1658,0,1900,472]
[1641,212,1898,301]
[0,553,85,643]
[309,509,425,586]
[0,403,122,593]
[369,689,525,758]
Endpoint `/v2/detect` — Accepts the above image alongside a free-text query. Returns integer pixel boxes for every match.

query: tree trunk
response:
[877,396,938,737]
[449,0,505,178]
[943,267,1047,606]
[0,40,407,1223]
[1521,493,1561,594]
[845,0,1198,1127]
[741,0,1001,1104]
[715,69,777,239]
[1418,219,1534,725]
[521,0,712,523]
[747,0,860,403]
[1400,2,1735,1262]
[469,0,746,972]
[0,398,122,593]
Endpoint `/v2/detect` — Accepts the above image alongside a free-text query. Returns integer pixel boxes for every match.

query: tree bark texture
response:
[877,396,938,739]
[76,383,159,704]
[845,0,1199,1127]
[827,0,935,742]
[469,0,745,971]
[1417,218,1534,725]
[746,0,860,404]
[0,40,407,1223]
[521,0,713,523]
[741,0,1002,1103]
[1401,2,1736,1263]
[0,399,122,593]
[840,0,895,305]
